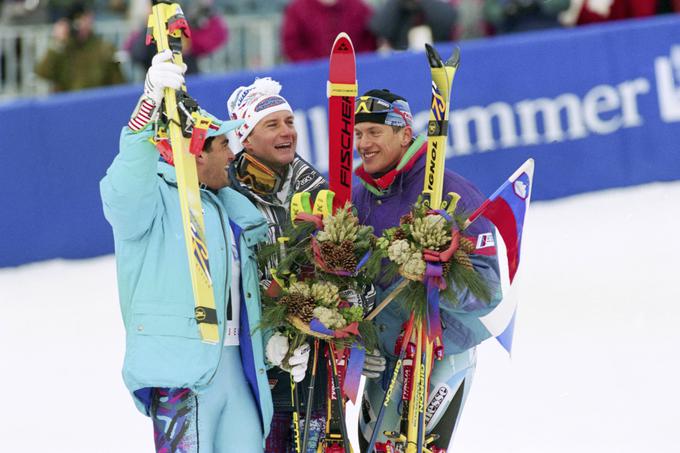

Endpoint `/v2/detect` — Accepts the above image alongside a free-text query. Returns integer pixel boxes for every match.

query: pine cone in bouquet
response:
[280,293,316,323]
[459,236,476,254]
[319,240,358,271]
[399,212,414,225]
[393,228,407,241]
[449,236,475,270]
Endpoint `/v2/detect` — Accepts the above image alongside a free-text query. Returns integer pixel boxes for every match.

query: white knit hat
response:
[226,77,293,151]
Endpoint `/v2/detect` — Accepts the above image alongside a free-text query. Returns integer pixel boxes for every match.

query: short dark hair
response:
[65,2,90,21]
[202,136,215,152]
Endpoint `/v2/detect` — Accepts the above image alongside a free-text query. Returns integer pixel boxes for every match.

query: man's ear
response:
[402,126,413,146]
[241,136,252,151]
[195,150,207,165]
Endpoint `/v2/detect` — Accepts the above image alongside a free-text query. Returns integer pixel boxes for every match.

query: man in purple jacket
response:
[352,89,502,451]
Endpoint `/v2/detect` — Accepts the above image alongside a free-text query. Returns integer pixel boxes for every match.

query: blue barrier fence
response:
[2,16,679,267]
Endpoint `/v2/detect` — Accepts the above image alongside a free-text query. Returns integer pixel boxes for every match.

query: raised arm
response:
[100,50,186,240]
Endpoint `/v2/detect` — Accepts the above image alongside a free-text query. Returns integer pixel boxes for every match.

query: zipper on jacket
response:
[202,193,231,386]
[163,180,253,387]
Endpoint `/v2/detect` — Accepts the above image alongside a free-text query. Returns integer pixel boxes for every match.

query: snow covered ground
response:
[1,181,679,452]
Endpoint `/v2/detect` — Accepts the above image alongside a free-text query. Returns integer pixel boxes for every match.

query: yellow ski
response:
[147,1,218,344]
[411,44,460,452]
[422,45,460,210]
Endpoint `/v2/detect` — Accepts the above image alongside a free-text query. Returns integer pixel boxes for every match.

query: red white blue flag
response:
[467,159,534,353]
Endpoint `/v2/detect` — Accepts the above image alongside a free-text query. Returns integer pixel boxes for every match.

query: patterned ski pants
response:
[151,347,263,453]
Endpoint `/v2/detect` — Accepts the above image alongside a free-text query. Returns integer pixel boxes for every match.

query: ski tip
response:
[425,43,443,68]
[447,47,461,68]
[332,32,355,52]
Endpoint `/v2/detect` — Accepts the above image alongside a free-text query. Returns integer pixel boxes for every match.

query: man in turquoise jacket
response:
[100,50,273,452]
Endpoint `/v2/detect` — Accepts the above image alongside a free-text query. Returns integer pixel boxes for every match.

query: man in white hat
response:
[227,77,328,452]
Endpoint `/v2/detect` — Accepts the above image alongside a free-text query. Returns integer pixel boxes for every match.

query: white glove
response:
[144,49,186,105]
[362,349,387,379]
[284,343,310,383]
[265,332,289,367]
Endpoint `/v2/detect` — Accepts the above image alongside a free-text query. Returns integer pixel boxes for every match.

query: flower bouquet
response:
[260,201,380,353]
[375,195,492,318]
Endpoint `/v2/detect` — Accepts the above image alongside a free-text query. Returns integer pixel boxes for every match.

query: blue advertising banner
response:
[1,16,679,267]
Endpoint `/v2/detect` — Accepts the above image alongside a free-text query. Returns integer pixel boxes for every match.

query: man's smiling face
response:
[355,122,411,175]
[243,110,297,170]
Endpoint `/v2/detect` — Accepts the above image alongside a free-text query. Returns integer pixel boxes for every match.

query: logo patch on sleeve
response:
[476,232,495,249]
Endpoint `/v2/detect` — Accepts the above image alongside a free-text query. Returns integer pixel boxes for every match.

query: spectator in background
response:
[482,0,570,34]
[452,0,492,40]
[46,0,127,22]
[657,0,680,14]
[216,0,288,14]
[281,0,377,62]
[573,0,670,25]
[186,1,229,60]
[35,2,125,92]
[370,0,458,50]
[123,0,228,75]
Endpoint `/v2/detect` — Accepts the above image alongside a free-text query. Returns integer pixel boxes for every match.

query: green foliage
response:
[258,294,288,335]
[363,244,387,283]
[358,320,378,352]
[396,280,428,320]
[340,305,363,323]
[449,260,492,303]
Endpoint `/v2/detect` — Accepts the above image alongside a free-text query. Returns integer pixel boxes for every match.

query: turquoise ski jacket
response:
[100,126,273,442]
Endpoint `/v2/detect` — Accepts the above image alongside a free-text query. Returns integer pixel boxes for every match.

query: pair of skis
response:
[317,32,358,453]
[368,44,460,453]
[287,32,358,453]
[145,1,220,344]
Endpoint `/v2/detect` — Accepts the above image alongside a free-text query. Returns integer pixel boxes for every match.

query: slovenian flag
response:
[467,159,534,353]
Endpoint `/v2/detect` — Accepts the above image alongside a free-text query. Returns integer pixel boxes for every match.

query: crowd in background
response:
[1,0,678,94]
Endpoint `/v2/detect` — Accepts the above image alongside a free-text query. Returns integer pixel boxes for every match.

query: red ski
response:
[327,32,357,212]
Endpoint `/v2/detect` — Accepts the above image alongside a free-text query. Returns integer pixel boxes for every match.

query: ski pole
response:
[328,342,351,453]
[301,339,320,451]
[416,328,429,453]
[405,323,424,453]
[367,313,416,452]
[291,372,302,453]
